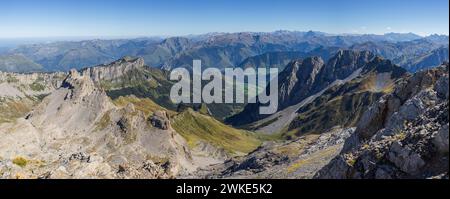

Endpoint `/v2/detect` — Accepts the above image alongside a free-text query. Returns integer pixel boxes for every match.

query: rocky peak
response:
[61,69,97,100]
[278,59,301,84]
[277,57,324,108]
[279,50,375,109]
[362,56,407,78]
[228,50,379,126]
[322,50,375,81]
[80,56,145,84]
[300,57,325,80]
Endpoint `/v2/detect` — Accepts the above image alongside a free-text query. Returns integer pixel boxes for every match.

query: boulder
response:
[150,110,171,130]
[387,142,425,175]
[432,125,449,154]
[435,75,449,99]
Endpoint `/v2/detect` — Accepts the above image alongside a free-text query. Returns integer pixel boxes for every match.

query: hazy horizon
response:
[0,30,449,39]
[0,30,448,48]
[1,0,448,38]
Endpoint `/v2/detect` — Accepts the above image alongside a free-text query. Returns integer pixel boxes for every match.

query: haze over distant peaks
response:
[0,31,447,73]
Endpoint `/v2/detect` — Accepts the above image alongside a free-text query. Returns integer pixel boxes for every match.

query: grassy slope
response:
[112,96,261,156]
[113,96,176,118]
[0,98,35,124]
[172,109,261,155]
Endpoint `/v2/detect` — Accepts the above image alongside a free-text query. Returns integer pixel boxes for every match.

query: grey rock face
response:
[388,142,425,174]
[227,50,376,126]
[314,156,351,179]
[356,63,448,139]
[322,50,375,81]
[433,125,449,154]
[225,152,289,175]
[278,57,325,109]
[374,166,394,179]
[316,63,449,179]
[150,110,171,130]
[81,57,145,84]
[435,75,449,99]
[280,50,376,110]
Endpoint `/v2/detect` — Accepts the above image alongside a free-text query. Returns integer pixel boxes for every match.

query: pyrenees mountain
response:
[226,50,379,126]
[0,33,448,179]
[394,46,449,72]
[1,31,446,73]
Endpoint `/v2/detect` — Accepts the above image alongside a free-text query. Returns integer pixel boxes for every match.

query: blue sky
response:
[1,0,448,38]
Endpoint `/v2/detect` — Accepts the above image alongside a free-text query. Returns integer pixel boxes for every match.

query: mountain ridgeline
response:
[226,50,396,126]
[0,31,448,73]
[198,62,448,179]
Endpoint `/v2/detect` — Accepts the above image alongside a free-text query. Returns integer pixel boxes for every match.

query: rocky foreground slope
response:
[193,63,448,179]
[0,57,262,179]
[0,68,195,178]
[315,63,449,179]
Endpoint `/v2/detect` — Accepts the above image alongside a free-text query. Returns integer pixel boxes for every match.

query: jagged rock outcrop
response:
[0,59,196,179]
[81,56,145,84]
[150,110,171,130]
[227,52,404,139]
[278,57,325,109]
[279,50,375,110]
[355,63,447,140]
[284,56,406,137]
[0,56,265,179]
[315,63,449,179]
[227,50,376,126]
[27,69,113,133]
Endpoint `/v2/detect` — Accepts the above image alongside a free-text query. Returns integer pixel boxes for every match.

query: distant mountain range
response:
[394,45,449,72]
[0,31,448,73]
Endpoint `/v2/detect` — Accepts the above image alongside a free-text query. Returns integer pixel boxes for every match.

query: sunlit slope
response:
[172,109,261,156]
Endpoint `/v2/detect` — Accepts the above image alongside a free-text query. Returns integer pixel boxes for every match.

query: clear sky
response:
[1,0,448,38]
